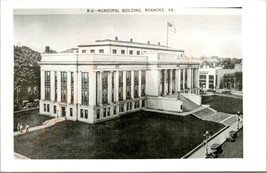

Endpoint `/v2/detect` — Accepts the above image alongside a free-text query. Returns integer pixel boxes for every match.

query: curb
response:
[181,125,229,159]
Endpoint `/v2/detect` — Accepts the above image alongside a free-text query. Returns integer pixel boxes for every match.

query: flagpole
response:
[167,23,169,47]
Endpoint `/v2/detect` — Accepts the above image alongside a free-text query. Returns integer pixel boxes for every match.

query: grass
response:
[219,129,243,158]
[202,95,243,114]
[14,111,224,159]
[14,109,53,131]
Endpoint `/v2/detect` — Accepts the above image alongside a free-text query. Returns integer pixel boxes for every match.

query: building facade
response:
[216,62,243,91]
[39,38,200,124]
[199,61,222,91]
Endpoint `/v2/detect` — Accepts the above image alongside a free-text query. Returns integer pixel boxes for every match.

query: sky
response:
[14,10,242,58]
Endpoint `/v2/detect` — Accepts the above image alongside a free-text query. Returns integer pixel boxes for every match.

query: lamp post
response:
[203,131,210,156]
[237,111,241,130]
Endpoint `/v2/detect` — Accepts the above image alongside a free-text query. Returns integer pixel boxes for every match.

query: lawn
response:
[202,95,243,114]
[219,129,243,158]
[14,109,53,131]
[14,111,224,159]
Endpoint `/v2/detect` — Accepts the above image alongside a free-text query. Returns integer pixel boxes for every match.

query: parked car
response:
[206,143,223,158]
[227,130,238,142]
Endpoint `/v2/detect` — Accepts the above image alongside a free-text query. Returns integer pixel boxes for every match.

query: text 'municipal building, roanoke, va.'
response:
[39,37,201,124]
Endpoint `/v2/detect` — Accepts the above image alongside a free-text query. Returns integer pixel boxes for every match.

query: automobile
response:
[206,143,223,158]
[227,130,238,142]
[222,90,231,94]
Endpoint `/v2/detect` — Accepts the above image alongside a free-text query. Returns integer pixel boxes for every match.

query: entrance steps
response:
[180,94,200,112]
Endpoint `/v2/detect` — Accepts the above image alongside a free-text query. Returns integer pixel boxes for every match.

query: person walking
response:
[25,124,29,133]
[19,124,23,133]
[17,123,20,131]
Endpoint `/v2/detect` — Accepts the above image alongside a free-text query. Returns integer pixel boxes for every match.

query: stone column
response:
[131,71,134,99]
[206,74,209,90]
[138,70,142,97]
[122,71,126,100]
[107,71,112,103]
[89,71,96,106]
[182,69,186,91]
[164,70,167,95]
[67,71,71,104]
[74,71,78,105]
[187,68,192,91]
[114,71,119,102]
[174,69,178,93]
[158,69,162,96]
[40,70,45,100]
[97,71,103,105]
[50,71,55,102]
[77,71,82,105]
[57,71,61,102]
[169,69,173,94]
[177,69,181,92]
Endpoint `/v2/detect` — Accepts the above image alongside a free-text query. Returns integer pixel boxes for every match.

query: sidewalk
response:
[184,118,243,158]
[14,117,65,136]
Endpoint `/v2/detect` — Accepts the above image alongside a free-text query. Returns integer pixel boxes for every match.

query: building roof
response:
[78,39,184,52]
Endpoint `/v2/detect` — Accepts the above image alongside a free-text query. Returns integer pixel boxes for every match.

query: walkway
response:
[14,117,65,136]
[183,117,243,158]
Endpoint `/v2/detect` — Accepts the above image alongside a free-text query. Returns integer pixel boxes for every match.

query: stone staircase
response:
[180,95,200,112]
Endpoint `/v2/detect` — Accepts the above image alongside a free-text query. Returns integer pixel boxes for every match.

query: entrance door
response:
[61,107,66,117]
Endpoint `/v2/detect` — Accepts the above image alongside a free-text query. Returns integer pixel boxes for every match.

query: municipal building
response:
[39,37,200,124]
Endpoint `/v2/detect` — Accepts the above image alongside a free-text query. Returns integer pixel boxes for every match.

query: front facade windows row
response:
[96,99,145,120]
[97,70,146,105]
[44,70,146,106]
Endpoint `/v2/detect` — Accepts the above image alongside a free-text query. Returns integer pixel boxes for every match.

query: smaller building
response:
[216,61,243,91]
[199,60,221,91]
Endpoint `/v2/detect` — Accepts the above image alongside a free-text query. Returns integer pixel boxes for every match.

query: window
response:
[61,72,67,83]
[126,86,131,99]
[61,88,67,103]
[141,84,145,96]
[45,87,50,100]
[129,50,133,55]
[34,86,37,94]
[112,49,117,54]
[71,72,74,83]
[141,71,146,83]
[126,71,131,83]
[137,51,140,55]
[107,107,110,116]
[70,108,73,117]
[102,88,108,104]
[80,109,84,118]
[119,71,123,83]
[96,109,100,119]
[90,49,95,53]
[103,108,106,117]
[119,87,123,101]
[99,49,104,53]
[134,85,138,98]
[55,71,57,101]
[28,87,32,95]
[113,106,117,115]
[82,90,89,105]
[82,72,89,85]
[120,104,124,112]
[85,110,88,119]
[81,72,89,105]
[142,100,145,107]
[44,104,46,112]
[82,50,87,53]
[47,104,50,112]
[45,71,50,85]
[121,50,125,54]
[71,89,74,104]
[54,106,56,114]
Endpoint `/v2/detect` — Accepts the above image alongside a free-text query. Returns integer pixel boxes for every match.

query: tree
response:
[14,46,41,104]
